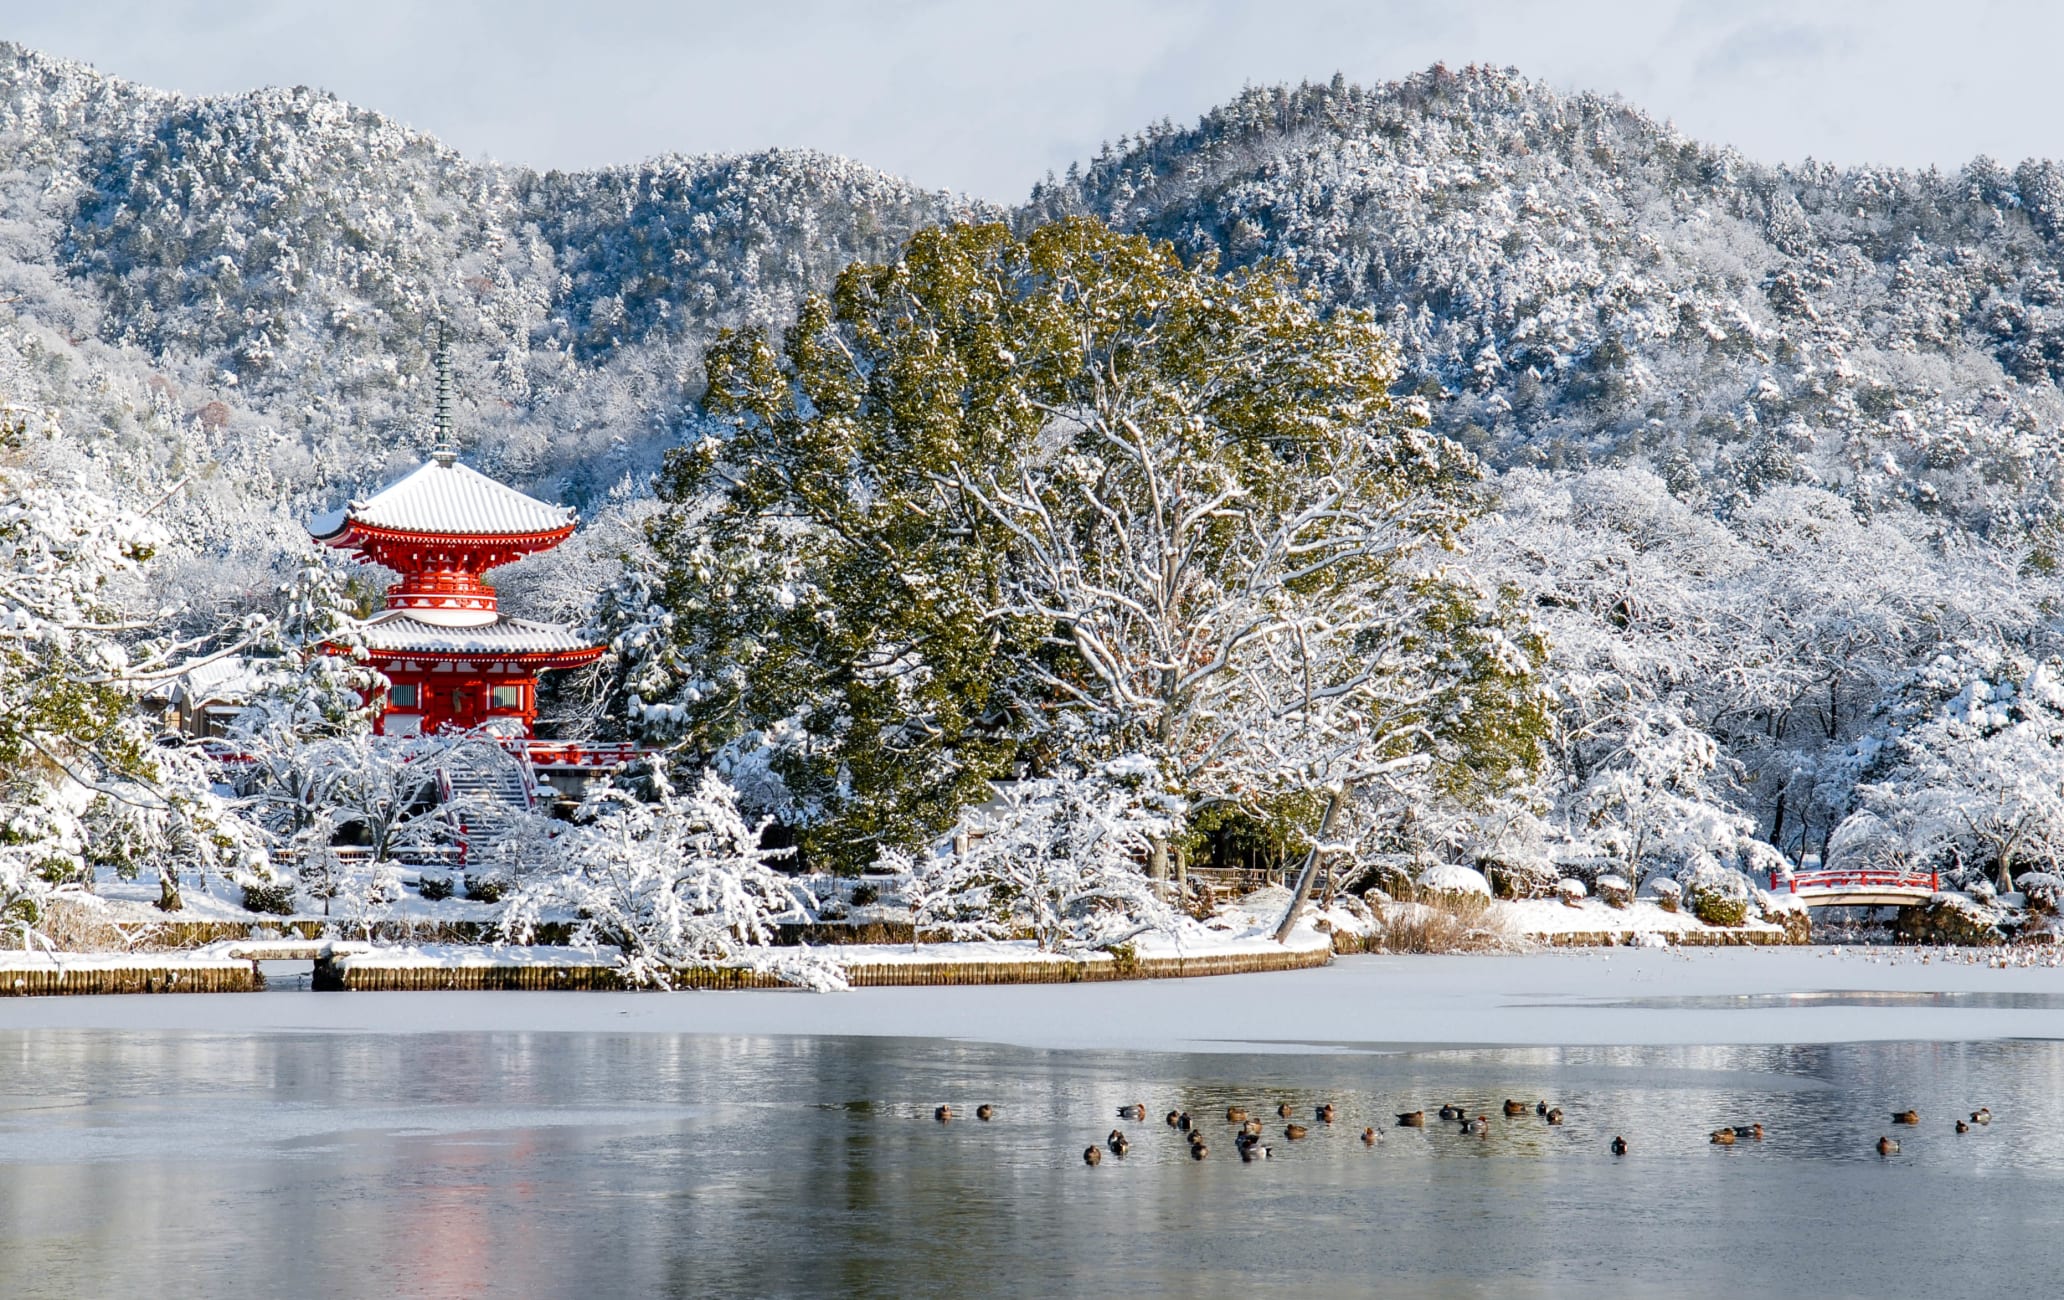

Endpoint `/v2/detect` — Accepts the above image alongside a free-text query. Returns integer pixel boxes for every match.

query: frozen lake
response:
[2,948,2061,1297]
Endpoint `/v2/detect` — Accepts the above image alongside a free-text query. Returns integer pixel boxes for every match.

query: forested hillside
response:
[7,46,2064,899]
[0,43,982,550]
[1031,66,2064,534]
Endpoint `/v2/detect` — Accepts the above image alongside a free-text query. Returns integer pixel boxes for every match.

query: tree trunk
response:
[1149,837,1170,901]
[155,869,183,913]
[1274,787,1347,943]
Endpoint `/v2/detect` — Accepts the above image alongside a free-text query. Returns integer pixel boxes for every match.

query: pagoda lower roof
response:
[353,610,601,658]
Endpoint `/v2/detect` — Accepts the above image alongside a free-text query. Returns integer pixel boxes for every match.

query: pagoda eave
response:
[316,518,576,554]
[361,645,606,671]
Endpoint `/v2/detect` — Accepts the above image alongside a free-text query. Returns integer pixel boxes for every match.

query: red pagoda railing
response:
[523,740,645,768]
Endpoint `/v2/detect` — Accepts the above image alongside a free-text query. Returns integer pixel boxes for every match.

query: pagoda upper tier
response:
[309,451,602,738]
[309,456,577,625]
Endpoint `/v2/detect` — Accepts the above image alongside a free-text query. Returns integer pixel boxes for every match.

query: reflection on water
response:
[1,1029,2061,1298]
[1564,990,2064,1012]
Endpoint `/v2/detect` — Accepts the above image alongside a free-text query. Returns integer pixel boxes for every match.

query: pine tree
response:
[637,217,1549,881]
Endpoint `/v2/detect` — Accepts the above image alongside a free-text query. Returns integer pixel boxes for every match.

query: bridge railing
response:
[1770,867,1939,895]
[524,740,645,768]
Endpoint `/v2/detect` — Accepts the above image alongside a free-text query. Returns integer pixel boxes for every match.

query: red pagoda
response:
[308,347,604,743]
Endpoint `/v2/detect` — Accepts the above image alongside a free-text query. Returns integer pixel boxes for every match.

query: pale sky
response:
[2,1,2058,201]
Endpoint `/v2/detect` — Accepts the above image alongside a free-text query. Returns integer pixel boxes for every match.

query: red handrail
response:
[1776,868,1939,892]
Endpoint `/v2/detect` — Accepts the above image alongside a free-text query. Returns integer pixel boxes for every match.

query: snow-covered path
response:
[2,946,2060,1050]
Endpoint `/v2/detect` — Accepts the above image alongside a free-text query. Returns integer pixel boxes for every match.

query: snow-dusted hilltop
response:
[0,41,986,516]
[6,51,2062,533]
[1030,65,2064,533]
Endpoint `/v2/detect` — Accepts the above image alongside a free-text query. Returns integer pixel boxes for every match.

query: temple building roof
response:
[355,610,602,658]
[309,458,575,542]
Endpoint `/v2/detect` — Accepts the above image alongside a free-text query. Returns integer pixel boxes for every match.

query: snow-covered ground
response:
[0,951,254,974]
[82,873,502,926]
[1487,894,1795,936]
[67,870,1792,950]
[2,946,2058,1049]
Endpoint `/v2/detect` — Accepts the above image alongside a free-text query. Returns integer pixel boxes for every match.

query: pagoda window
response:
[491,685,523,710]
[389,683,419,708]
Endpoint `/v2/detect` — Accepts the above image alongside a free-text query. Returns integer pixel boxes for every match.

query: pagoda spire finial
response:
[431,319,457,467]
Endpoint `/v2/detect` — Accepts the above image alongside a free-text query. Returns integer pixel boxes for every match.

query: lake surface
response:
[2,1022,2060,1298]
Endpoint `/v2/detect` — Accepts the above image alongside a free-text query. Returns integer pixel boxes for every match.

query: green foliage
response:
[1415,582,1554,805]
[1683,867,1752,928]
[240,879,297,915]
[641,216,1546,870]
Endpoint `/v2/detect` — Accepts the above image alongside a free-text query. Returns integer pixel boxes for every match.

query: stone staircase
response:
[438,751,537,878]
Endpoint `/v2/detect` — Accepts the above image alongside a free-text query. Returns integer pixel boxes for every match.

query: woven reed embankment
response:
[0,958,262,996]
[1533,928,1802,948]
[315,940,1335,992]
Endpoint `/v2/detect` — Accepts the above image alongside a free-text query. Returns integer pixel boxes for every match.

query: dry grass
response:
[37,899,153,952]
[1369,895,1515,954]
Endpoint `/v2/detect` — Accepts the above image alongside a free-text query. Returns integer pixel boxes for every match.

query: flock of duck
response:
[1878,1106,1992,1154]
[1008,1099,2000,1164]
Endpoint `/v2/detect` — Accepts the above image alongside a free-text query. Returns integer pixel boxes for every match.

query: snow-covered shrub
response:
[1556,878,1585,907]
[1968,878,1998,904]
[1898,892,2009,946]
[1680,864,1753,927]
[463,874,509,904]
[902,765,1180,953]
[416,874,455,902]
[1944,864,1989,895]
[1416,863,1492,903]
[2017,872,2064,915]
[240,880,296,915]
[1639,877,1683,912]
[1759,893,1813,943]
[1595,874,1632,908]
[501,771,843,991]
[1480,855,1558,900]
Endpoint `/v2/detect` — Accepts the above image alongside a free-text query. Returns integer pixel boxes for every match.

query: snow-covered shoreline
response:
[1,946,2058,1052]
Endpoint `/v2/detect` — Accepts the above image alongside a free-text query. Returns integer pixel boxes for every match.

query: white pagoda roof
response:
[356,611,597,657]
[310,458,574,541]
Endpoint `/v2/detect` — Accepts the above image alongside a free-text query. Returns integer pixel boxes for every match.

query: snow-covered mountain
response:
[0,41,986,526]
[9,49,2064,536]
[1029,65,2064,535]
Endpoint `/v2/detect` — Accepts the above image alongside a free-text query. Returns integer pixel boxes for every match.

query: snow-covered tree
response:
[644,218,1549,883]
[1575,706,1753,893]
[1839,651,2064,891]
[1,414,261,936]
[500,770,842,990]
[903,761,1181,953]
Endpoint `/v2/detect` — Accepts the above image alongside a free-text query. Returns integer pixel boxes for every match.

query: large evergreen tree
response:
[632,217,1547,872]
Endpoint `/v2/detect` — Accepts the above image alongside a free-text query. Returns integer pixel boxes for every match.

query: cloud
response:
[1,0,2060,199]
[1693,21,1851,83]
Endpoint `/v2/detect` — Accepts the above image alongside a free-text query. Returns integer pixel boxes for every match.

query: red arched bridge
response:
[1768,868,1940,908]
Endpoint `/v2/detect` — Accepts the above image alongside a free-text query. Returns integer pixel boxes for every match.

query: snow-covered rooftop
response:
[310,458,575,540]
[357,611,598,656]
[139,653,273,704]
